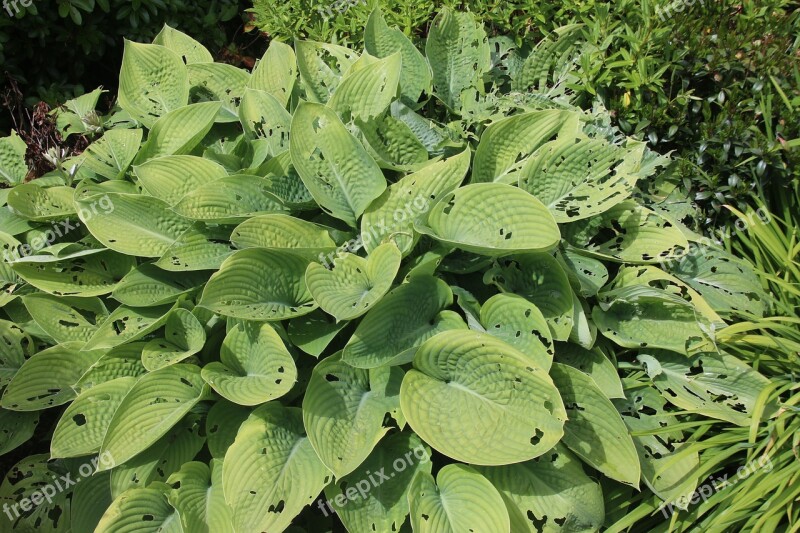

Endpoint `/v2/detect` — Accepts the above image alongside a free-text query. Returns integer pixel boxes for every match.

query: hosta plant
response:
[0,8,779,532]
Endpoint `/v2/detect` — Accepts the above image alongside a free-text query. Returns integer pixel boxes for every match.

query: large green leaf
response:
[7,184,76,221]
[231,214,336,257]
[249,40,297,107]
[173,175,287,222]
[401,330,566,465]
[295,40,358,103]
[637,351,772,426]
[329,53,401,122]
[0,409,39,456]
[223,403,331,532]
[290,102,386,227]
[188,63,249,122]
[142,308,206,370]
[562,200,689,264]
[239,88,292,154]
[408,464,510,532]
[83,303,174,351]
[95,485,184,533]
[306,242,401,321]
[416,183,561,255]
[199,249,317,320]
[479,293,554,370]
[342,276,466,368]
[323,431,432,532]
[303,353,401,478]
[167,460,234,533]
[134,155,227,206]
[154,224,237,272]
[556,343,624,400]
[425,7,490,111]
[51,376,137,458]
[77,193,193,257]
[519,136,641,222]
[99,364,207,468]
[134,102,221,162]
[361,149,470,255]
[153,24,214,64]
[82,129,143,180]
[549,363,640,486]
[472,110,572,183]
[118,40,189,128]
[201,321,296,406]
[1,343,104,411]
[365,8,431,106]
[22,293,108,343]
[112,264,208,307]
[484,253,575,340]
[476,445,605,533]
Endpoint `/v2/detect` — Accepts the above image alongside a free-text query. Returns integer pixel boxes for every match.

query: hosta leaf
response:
[239,88,292,154]
[562,200,689,264]
[637,351,772,426]
[400,330,566,465]
[135,101,222,162]
[95,485,183,533]
[153,24,213,64]
[295,40,358,103]
[118,40,189,128]
[484,253,575,340]
[513,24,584,93]
[668,246,768,318]
[342,276,466,368]
[188,63,249,122]
[71,470,113,533]
[558,248,609,298]
[287,310,349,357]
[329,53,401,122]
[82,129,143,180]
[306,242,401,321]
[408,464,510,533]
[231,214,336,257]
[13,249,136,297]
[479,293,554,370]
[614,380,699,503]
[0,131,28,186]
[77,193,193,257]
[99,364,207,468]
[472,110,572,183]
[549,363,640,486]
[365,7,431,106]
[109,413,206,498]
[358,112,429,168]
[223,403,330,533]
[76,342,148,389]
[416,183,561,255]
[476,445,605,533]
[112,264,208,307]
[167,460,234,533]
[303,353,402,478]
[51,376,137,458]
[1,342,104,411]
[290,102,386,227]
[155,224,237,272]
[22,293,108,343]
[200,249,317,320]
[557,343,624,399]
[594,285,710,354]
[173,175,287,222]
[249,40,297,107]
[519,136,641,222]
[134,155,227,206]
[7,184,76,221]
[142,308,206,370]
[361,149,470,254]
[322,432,429,528]
[425,7,490,112]
[0,409,39,456]
[201,321,296,406]
[206,400,251,458]
[83,303,174,351]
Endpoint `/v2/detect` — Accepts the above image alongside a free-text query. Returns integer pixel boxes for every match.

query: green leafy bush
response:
[0,10,784,532]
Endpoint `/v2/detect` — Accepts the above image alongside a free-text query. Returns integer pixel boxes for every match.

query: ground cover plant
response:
[0,8,790,532]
